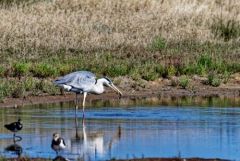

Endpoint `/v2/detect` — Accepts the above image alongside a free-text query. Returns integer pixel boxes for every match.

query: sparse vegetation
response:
[179,76,190,89]
[207,72,221,87]
[0,0,239,100]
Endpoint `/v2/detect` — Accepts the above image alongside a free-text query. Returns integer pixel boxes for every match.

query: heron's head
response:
[102,77,122,96]
[53,133,60,141]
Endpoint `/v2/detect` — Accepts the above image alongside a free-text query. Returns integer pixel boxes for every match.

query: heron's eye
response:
[104,77,112,84]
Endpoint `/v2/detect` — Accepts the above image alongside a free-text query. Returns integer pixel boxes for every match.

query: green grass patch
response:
[31,63,58,78]
[148,36,167,51]
[13,62,31,77]
[179,76,190,89]
[0,65,6,77]
[0,38,239,99]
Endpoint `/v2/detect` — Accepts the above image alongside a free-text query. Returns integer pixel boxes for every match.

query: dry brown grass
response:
[0,0,239,58]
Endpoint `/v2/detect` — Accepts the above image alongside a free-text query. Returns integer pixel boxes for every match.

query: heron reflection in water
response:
[70,118,122,160]
[54,71,122,118]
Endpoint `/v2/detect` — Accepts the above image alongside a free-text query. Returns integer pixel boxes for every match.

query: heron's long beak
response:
[109,83,123,96]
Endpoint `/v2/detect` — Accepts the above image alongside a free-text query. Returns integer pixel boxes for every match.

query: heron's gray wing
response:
[54,71,96,90]
[54,72,78,85]
[70,71,96,90]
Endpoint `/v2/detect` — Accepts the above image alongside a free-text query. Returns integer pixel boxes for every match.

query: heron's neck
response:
[92,79,105,94]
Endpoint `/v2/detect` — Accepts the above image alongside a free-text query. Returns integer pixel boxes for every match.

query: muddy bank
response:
[0,80,240,108]
[0,74,240,108]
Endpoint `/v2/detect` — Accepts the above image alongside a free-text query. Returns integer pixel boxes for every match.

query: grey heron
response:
[54,71,122,116]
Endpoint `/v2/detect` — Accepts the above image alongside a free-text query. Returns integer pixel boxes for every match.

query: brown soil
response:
[0,75,239,108]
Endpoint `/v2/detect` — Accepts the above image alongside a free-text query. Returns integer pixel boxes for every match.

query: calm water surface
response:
[0,98,240,160]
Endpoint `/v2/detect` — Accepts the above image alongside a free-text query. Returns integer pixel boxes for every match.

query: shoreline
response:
[0,83,239,108]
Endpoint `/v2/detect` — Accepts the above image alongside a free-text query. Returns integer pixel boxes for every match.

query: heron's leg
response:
[82,92,87,118]
[75,93,79,110]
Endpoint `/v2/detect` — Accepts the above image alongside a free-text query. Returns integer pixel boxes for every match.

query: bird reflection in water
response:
[71,117,122,160]
[4,118,23,157]
[5,134,23,157]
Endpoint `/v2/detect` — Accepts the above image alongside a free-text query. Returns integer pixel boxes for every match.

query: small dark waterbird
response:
[51,133,66,155]
[4,119,23,139]
[54,71,122,117]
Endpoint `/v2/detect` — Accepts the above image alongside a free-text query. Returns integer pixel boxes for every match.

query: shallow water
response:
[0,98,240,160]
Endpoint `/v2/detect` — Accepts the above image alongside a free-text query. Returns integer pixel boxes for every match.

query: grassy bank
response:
[0,0,239,101]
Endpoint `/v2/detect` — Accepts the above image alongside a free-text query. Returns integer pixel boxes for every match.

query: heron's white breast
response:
[62,85,72,91]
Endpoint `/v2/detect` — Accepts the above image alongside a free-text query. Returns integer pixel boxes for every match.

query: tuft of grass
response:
[179,76,190,89]
[23,77,38,91]
[0,79,17,97]
[13,62,31,77]
[129,62,160,81]
[41,80,59,95]
[34,79,59,95]
[57,64,73,76]
[166,65,177,77]
[104,63,129,77]
[207,72,221,87]
[31,63,58,78]
[197,54,212,69]
[0,83,5,102]
[11,83,26,98]
[141,63,160,81]
[0,66,6,77]
[221,71,231,84]
[148,36,167,51]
